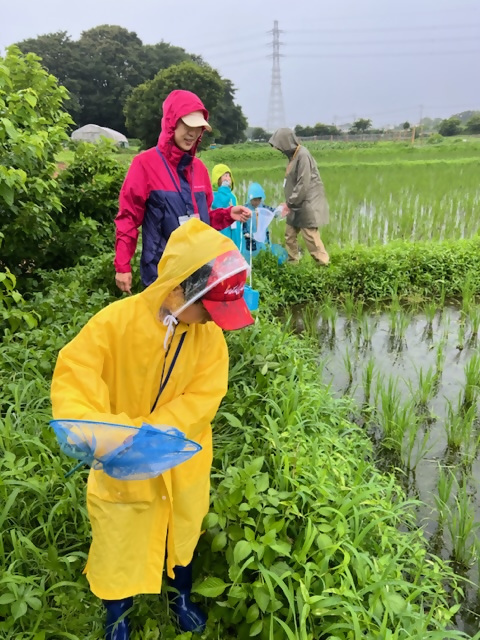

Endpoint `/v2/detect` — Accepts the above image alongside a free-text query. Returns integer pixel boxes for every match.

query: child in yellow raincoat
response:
[51,219,254,639]
[211,162,242,249]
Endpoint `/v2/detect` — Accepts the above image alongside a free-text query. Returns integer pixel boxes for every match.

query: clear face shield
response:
[161,250,252,347]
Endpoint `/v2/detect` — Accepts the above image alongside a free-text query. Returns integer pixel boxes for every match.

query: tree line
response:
[250,112,480,143]
[250,119,383,142]
[16,25,247,147]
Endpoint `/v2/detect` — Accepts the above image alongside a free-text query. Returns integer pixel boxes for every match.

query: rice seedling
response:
[441,313,452,342]
[434,465,456,525]
[467,304,480,346]
[387,300,410,350]
[447,477,478,568]
[343,346,354,387]
[423,301,437,340]
[445,395,476,451]
[461,275,475,318]
[231,144,480,248]
[388,296,401,330]
[358,314,374,349]
[362,356,375,403]
[320,300,338,337]
[435,339,447,380]
[396,306,411,341]
[301,303,320,342]
[341,293,356,322]
[354,299,365,324]
[401,410,432,472]
[463,351,480,407]
[425,300,437,325]
[410,365,438,410]
[476,539,480,595]
[375,375,411,451]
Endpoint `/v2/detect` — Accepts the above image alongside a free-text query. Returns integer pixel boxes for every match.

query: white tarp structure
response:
[71,124,129,147]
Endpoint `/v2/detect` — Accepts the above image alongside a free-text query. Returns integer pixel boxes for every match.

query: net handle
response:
[249,215,253,287]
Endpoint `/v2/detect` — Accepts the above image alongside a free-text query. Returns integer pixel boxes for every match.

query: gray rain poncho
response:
[269,128,329,229]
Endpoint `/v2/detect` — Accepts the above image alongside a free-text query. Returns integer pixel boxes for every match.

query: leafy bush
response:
[0,48,125,279]
[254,238,480,308]
[427,133,444,145]
[45,141,126,268]
[0,268,38,335]
[0,46,72,277]
[57,140,125,225]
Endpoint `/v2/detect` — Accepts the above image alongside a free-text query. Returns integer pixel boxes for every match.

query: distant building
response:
[71,124,129,147]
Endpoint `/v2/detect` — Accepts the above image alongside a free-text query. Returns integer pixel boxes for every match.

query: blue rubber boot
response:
[167,563,207,633]
[103,597,132,640]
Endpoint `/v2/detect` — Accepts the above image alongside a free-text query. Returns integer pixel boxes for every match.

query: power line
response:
[208,56,269,69]
[285,36,480,47]
[285,49,480,59]
[288,5,479,24]
[198,38,478,62]
[287,23,480,34]
[186,33,264,52]
[207,47,480,70]
[198,45,267,59]
[197,30,480,63]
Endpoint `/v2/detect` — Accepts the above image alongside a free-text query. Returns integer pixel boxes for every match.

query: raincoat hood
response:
[211,163,235,190]
[158,90,210,158]
[140,218,247,320]
[269,128,300,156]
[247,182,265,201]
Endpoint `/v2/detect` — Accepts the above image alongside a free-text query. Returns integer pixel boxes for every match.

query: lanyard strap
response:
[155,147,197,215]
[151,331,187,412]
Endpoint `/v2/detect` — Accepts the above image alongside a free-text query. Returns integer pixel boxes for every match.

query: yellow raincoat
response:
[51,220,234,600]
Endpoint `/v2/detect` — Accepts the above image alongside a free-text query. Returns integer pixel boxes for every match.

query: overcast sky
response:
[2,0,479,128]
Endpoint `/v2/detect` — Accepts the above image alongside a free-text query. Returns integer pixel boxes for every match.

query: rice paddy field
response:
[292,300,480,634]
[202,138,480,246]
[203,138,480,635]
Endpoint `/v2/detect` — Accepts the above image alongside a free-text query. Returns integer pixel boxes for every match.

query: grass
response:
[13,138,480,637]
[447,476,479,569]
[412,365,439,409]
[445,397,476,452]
[2,252,477,638]
[255,238,480,308]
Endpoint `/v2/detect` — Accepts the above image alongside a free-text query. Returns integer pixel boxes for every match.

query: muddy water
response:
[295,306,480,635]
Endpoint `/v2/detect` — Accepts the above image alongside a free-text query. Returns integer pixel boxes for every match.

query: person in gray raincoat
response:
[269,128,330,265]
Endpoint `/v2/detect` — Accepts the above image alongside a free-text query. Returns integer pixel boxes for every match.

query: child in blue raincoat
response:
[211,164,242,249]
[242,183,287,264]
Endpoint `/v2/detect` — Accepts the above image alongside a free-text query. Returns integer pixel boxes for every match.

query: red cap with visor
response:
[169,250,254,331]
[202,269,254,331]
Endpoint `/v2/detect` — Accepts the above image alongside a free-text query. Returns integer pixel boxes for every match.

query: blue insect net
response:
[50,419,202,480]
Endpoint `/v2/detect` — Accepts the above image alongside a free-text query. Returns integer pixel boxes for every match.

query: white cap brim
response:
[181,111,212,132]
